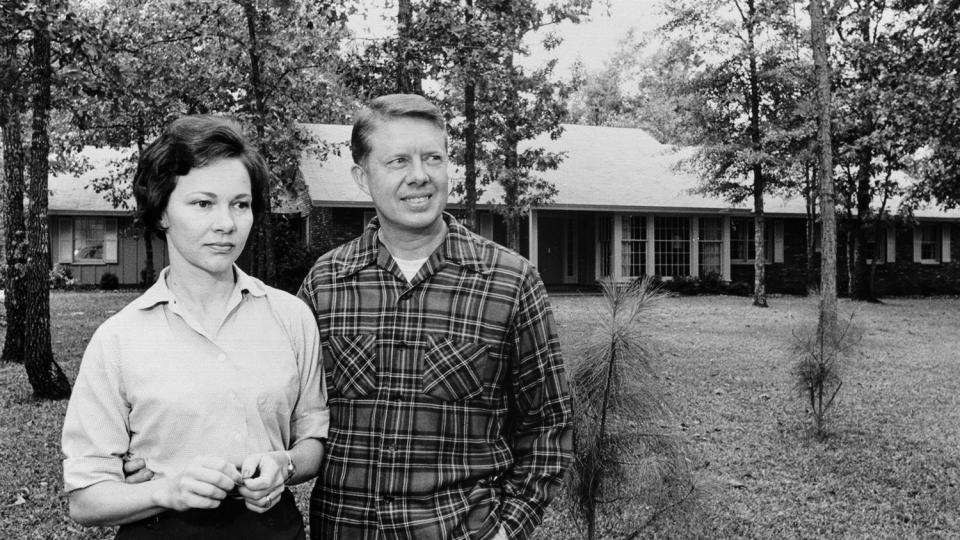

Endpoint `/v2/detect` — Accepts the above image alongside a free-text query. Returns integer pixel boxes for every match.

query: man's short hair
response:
[133,115,269,238]
[350,94,446,165]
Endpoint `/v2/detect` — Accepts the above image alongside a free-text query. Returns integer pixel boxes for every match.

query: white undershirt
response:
[393,255,428,282]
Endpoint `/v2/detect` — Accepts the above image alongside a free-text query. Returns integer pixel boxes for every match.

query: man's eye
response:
[388,158,407,167]
[426,155,444,164]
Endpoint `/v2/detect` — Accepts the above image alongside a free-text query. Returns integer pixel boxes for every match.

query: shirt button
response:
[217,354,227,362]
[383,496,394,504]
[234,432,241,441]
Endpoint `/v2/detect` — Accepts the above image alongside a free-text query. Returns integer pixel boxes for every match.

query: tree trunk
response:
[396,0,422,95]
[810,0,837,328]
[746,0,767,308]
[804,164,818,289]
[136,133,156,286]
[461,0,478,232]
[24,1,70,398]
[851,147,874,300]
[241,1,275,285]
[1,36,27,364]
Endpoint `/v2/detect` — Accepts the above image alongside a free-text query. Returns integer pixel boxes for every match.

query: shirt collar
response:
[336,212,490,278]
[131,265,265,310]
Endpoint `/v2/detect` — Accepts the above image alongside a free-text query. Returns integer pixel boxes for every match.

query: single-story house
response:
[298,123,960,295]
[46,124,960,294]
[48,147,169,286]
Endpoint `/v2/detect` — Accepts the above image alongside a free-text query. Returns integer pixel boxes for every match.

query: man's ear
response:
[352,164,370,195]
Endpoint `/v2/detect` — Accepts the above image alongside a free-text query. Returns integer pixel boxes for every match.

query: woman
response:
[61,116,328,539]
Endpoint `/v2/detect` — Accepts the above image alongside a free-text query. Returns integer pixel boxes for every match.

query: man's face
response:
[353,117,449,238]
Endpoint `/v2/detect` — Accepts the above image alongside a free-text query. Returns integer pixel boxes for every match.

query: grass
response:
[2,291,960,538]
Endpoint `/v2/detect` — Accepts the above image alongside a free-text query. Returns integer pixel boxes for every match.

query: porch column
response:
[646,215,656,276]
[612,214,623,281]
[690,216,700,278]
[722,215,732,281]
[529,208,539,267]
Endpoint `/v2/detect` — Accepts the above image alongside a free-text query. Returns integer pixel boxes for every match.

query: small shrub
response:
[663,275,700,295]
[789,311,861,438]
[99,272,120,290]
[726,281,752,296]
[49,264,76,289]
[699,271,724,294]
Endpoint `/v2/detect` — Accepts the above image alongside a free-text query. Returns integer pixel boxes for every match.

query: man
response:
[297,94,572,540]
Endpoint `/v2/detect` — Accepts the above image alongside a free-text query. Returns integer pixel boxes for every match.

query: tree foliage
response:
[658,0,812,307]
[71,0,354,283]
[340,0,590,248]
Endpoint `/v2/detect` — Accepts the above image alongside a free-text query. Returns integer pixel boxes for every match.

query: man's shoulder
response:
[306,234,367,278]
[458,228,533,277]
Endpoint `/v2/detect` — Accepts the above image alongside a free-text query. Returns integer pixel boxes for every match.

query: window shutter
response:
[774,221,784,263]
[913,227,921,262]
[886,225,896,263]
[943,224,952,263]
[104,218,118,263]
[58,218,74,263]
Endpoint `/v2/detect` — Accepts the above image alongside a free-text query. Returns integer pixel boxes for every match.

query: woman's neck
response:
[164,265,237,333]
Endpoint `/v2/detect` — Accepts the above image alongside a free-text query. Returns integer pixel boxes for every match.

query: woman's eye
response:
[194,200,212,208]
[235,201,251,210]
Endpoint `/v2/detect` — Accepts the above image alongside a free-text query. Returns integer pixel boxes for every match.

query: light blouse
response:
[62,266,328,492]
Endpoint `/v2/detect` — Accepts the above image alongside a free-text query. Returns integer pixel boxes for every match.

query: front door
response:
[538,215,578,285]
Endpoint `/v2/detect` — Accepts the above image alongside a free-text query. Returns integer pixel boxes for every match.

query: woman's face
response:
[161,158,254,280]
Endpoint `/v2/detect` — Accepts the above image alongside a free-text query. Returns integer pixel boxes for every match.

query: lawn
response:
[2,291,959,539]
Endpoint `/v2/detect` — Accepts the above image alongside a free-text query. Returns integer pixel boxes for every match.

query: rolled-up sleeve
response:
[61,326,129,493]
[288,301,329,446]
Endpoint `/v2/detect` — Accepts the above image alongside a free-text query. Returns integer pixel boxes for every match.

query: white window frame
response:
[864,225,895,264]
[914,223,950,264]
[58,216,118,265]
[729,217,773,265]
[620,215,647,279]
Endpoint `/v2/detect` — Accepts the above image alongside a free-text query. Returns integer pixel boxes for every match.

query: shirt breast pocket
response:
[324,334,377,399]
[422,334,490,402]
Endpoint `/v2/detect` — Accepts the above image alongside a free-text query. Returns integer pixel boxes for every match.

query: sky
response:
[526,0,668,76]
[347,0,670,78]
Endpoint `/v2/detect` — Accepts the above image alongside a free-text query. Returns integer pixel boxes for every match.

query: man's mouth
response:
[402,194,432,204]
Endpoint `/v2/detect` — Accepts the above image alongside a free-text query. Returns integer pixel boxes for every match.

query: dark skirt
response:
[116,489,304,540]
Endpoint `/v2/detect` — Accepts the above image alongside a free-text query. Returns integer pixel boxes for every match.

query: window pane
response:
[699,217,722,276]
[621,215,645,277]
[654,216,690,277]
[731,218,756,262]
[920,224,940,261]
[74,217,104,262]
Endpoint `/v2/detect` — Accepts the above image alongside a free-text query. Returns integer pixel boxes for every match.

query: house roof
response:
[48,146,304,216]
[49,147,134,215]
[299,123,960,220]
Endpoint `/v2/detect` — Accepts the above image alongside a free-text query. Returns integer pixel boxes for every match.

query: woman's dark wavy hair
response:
[133,115,269,238]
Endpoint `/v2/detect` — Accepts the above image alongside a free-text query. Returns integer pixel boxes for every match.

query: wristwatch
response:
[283,450,296,484]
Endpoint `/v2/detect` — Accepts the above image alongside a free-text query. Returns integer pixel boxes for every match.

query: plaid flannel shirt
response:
[298,214,573,540]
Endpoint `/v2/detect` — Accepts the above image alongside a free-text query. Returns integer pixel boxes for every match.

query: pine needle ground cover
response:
[2,292,959,538]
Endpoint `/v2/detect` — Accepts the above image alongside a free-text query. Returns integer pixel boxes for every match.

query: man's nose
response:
[407,157,429,183]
